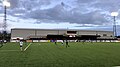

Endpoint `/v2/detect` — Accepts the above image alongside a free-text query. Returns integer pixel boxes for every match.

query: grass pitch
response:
[0,42,120,67]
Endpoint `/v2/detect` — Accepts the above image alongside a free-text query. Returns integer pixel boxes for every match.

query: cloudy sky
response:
[0,0,120,35]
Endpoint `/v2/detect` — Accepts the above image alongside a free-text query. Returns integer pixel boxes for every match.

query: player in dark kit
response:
[0,40,3,48]
[55,40,57,45]
[66,40,70,48]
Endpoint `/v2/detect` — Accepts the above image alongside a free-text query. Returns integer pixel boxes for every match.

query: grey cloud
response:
[7,0,51,16]
[9,0,51,9]
[9,0,19,8]
[76,0,95,3]
[90,0,120,11]
[1,0,120,26]
[0,7,3,13]
[27,5,64,19]
[25,4,109,25]
[1,0,120,34]
[0,23,2,28]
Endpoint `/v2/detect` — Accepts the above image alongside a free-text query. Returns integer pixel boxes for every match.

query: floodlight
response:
[111,12,118,16]
[111,12,118,37]
[3,0,10,7]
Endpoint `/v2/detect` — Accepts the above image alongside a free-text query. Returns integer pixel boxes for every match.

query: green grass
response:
[0,42,120,67]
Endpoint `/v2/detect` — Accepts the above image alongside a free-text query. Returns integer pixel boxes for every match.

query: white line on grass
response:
[24,43,32,51]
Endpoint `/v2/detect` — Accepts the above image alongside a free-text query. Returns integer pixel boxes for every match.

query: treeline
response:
[0,32,11,41]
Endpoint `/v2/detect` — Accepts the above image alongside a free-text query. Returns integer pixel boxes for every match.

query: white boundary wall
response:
[11,40,120,42]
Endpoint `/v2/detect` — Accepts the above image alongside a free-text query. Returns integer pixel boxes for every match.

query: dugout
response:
[47,35,65,40]
[47,35,100,40]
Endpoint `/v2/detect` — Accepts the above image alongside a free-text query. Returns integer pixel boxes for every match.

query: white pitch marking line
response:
[24,43,32,51]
